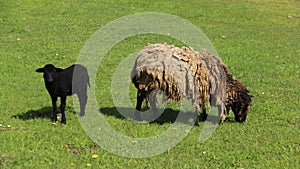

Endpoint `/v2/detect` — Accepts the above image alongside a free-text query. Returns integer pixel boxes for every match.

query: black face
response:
[232,103,251,122]
[44,64,57,83]
[232,94,253,122]
[36,64,56,83]
[43,72,55,83]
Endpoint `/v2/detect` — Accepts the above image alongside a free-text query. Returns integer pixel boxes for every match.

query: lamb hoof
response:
[52,115,58,122]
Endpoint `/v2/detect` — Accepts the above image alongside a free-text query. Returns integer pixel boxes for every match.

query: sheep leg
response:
[194,106,200,126]
[51,96,58,122]
[134,90,144,121]
[60,96,67,124]
[225,106,230,115]
[144,97,150,110]
[220,107,226,123]
[78,92,87,116]
[149,93,163,125]
[200,106,207,121]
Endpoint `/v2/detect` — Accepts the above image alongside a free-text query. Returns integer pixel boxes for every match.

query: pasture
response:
[1,0,299,168]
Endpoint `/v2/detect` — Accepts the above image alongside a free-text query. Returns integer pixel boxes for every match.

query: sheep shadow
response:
[12,106,76,121]
[100,106,201,125]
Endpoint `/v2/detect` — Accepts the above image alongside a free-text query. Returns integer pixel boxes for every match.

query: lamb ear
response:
[36,68,44,73]
[55,68,64,72]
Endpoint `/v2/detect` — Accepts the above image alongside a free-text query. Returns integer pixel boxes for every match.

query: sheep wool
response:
[223,64,253,122]
[196,49,227,121]
[131,43,221,123]
[131,43,252,124]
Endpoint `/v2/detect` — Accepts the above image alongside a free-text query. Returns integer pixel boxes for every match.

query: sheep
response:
[141,50,253,122]
[132,43,253,125]
[36,64,90,124]
[131,43,225,126]
[222,65,253,122]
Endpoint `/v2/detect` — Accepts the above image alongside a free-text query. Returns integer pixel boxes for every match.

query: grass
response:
[1,0,299,168]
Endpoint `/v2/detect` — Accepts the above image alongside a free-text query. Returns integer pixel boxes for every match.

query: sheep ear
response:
[36,68,44,73]
[56,68,64,72]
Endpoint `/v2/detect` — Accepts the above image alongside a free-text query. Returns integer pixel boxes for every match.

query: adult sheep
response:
[131,43,226,126]
[140,48,253,123]
[36,64,90,124]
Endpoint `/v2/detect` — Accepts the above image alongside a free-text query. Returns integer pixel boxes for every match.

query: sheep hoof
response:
[155,118,164,125]
[193,122,199,127]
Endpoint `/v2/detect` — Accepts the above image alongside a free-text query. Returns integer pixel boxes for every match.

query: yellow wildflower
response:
[92,154,98,159]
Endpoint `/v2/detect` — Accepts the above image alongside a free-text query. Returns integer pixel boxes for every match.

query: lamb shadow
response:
[99,107,197,125]
[12,106,76,121]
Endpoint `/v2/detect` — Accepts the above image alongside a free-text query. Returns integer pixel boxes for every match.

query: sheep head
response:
[232,93,253,122]
[36,64,64,83]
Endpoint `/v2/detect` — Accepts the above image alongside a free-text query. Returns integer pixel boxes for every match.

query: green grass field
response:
[1,0,299,168]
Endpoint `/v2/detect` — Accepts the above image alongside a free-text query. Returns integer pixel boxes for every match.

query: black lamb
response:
[36,64,90,124]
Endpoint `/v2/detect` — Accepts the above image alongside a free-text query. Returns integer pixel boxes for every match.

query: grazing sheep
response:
[132,43,253,125]
[36,64,90,124]
[142,71,253,123]
[131,43,226,126]
[222,65,253,122]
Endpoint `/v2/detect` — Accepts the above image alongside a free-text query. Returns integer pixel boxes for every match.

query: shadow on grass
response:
[99,107,199,125]
[12,106,76,120]
[99,106,225,125]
